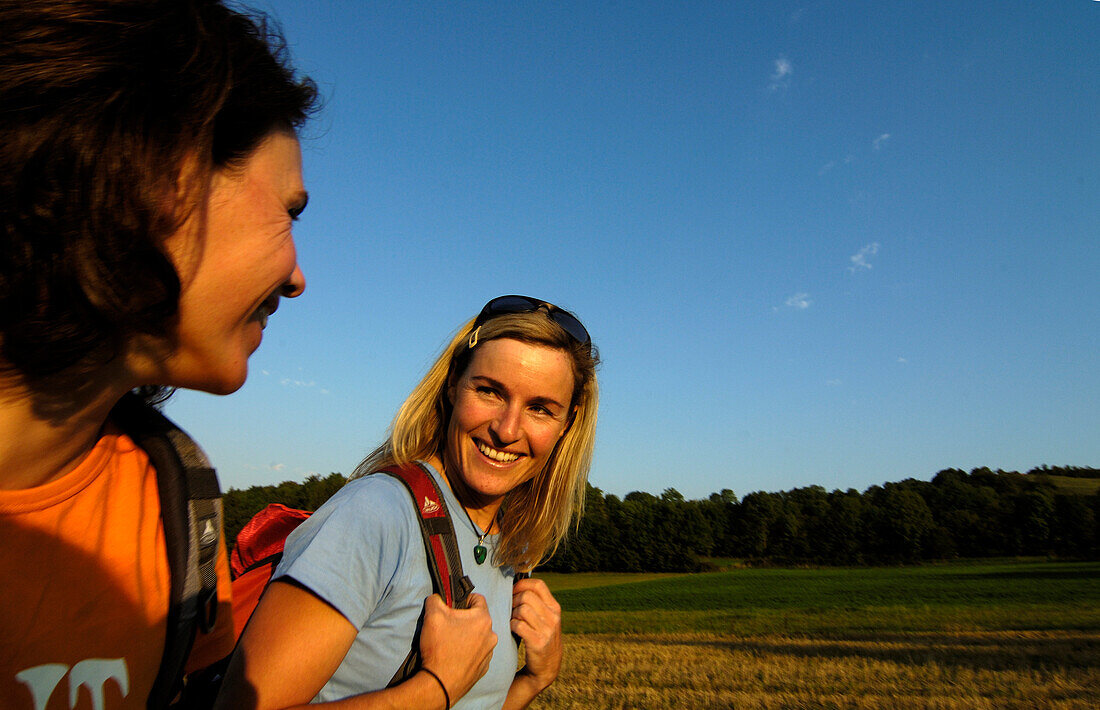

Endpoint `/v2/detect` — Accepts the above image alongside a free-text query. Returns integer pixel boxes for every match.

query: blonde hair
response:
[355,307,599,571]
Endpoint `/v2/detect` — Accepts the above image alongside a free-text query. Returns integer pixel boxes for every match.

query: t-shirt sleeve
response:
[273,476,416,630]
[185,528,237,672]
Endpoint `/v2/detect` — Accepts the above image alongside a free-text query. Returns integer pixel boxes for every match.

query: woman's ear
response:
[560,405,579,438]
[446,372,457,404]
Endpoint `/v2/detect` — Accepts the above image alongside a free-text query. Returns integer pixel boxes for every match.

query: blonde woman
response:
[218,296,599,709]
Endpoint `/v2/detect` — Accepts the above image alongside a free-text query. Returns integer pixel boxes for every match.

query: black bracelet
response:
[421,667,451,710]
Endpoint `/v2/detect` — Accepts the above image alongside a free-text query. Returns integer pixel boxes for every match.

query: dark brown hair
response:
[0,0,318,389]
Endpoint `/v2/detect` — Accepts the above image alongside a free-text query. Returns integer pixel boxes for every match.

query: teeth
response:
[257,300,275,330]
[477,441,519,463]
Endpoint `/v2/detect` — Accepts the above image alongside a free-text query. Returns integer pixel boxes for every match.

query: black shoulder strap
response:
[378,462,474,686]
[111,393,222,709]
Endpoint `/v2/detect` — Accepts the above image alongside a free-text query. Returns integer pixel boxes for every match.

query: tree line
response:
[222,467,1100,571]
[222,472,346,547]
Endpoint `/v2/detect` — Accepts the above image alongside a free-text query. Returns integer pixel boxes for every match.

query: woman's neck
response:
[0,373,129,490]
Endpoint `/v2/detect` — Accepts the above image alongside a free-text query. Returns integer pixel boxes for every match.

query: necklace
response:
[466,511,497,565]
[440,462,498,564]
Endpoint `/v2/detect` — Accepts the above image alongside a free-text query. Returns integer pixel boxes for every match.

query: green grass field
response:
[1044,474,1100,496]
[533,560,1100,708]
[542,560,1100,635]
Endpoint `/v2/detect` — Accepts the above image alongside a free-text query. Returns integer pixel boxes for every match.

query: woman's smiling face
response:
[153,129,308,394]
[443,338,576,514]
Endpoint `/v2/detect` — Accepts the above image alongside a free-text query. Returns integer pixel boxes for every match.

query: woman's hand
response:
[505,577,562,708]
[418,592,498,703]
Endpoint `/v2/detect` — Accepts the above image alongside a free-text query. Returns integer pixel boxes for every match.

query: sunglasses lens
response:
[485,295,539,316]
[551,312,590,345]
[476,295,590,346]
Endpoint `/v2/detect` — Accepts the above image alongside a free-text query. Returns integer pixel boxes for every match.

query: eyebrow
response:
[470,375,567,411]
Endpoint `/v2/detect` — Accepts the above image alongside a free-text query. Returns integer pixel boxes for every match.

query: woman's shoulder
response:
[278,470,424,576]
[311,471,419,528]
[339,470,415,501]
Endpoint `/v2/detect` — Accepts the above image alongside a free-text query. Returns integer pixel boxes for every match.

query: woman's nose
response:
[281,263,306,298]
[491,404,521,444]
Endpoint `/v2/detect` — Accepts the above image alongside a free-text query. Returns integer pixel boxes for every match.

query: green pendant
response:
[474,544,487,565]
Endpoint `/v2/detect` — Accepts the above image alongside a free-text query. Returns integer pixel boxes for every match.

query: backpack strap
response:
[379,462,474,608]
[378,462,475,686]
[110,393,222,709]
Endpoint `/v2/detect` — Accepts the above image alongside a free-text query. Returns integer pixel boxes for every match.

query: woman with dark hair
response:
[218,296,600,709]
[0,0,317,704]
[0,2,493,708]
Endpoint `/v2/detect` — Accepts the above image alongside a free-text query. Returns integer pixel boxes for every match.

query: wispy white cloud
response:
[826,378,842,387]
[785,292,811,309]
[873,133,891,150]
[773,57,792,80]
[271,463,286,471]
[280,378,317,388]
[849,242,879,272]
[769,56,792,91]
[819,153,857,177]
[264,367,329,394]
[897,356,908,364]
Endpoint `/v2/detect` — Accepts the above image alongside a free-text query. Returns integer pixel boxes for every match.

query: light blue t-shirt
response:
[274,462,518,708]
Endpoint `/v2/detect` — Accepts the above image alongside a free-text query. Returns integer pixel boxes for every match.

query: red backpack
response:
[226,503,311,635]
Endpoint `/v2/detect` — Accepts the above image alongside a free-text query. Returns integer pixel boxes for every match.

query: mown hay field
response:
[532,560,1100,709]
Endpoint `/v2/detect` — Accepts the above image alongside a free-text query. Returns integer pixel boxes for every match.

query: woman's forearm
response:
[502,668,553,710]
[215,582,496,710]
[260,671,449,710]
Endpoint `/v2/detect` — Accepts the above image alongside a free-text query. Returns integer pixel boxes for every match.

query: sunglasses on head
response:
[473,295,591,347]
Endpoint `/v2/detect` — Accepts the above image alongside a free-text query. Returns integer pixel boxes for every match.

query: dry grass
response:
[533,630,1100,709]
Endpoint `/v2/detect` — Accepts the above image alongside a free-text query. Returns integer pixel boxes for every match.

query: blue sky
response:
[167,0,1099,500]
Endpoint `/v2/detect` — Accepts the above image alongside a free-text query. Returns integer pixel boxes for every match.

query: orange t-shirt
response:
[0,425,235,710]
